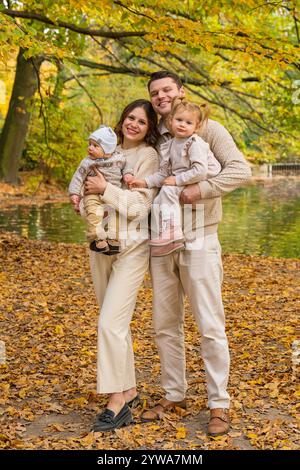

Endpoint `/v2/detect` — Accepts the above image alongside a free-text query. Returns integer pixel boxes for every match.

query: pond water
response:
[0,179,299,258]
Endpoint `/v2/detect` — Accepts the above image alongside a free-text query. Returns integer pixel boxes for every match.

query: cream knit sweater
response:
[100,143,159,221]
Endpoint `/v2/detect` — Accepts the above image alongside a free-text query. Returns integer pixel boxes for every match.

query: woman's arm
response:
[85,148,159,220]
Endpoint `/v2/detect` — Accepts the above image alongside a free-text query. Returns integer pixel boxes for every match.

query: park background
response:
[0,0,299,451]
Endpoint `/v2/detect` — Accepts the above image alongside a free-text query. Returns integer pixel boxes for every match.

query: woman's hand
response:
[164,176,177,186]
[84,167,107,195]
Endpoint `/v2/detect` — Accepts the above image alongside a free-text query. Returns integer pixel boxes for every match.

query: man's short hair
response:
[147,70,183,91]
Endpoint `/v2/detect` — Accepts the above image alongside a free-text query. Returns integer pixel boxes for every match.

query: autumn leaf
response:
[176,426,187,439]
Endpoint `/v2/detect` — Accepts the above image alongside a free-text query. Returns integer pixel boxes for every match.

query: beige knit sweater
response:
[100,143,159,221]
[158,118,252,234]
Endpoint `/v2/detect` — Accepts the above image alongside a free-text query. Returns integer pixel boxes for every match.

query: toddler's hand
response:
[164,176,177,186]
[123,174,134,187]
[129,179,148,189]
[70,194,81,213]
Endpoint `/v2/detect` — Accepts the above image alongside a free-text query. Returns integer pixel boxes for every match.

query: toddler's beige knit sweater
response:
[157,118,252,235]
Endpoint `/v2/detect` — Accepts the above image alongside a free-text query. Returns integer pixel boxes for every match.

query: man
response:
[142,70,252,436]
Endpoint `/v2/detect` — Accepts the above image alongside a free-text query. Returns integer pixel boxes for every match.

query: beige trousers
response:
[84,194,118,241]
[150,233,230,409]
[90,241,149,393]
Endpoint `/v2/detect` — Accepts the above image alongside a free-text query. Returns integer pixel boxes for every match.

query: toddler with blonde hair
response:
[131,98,221,252]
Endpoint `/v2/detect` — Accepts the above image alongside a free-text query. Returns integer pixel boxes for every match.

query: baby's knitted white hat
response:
[89,125,117,154]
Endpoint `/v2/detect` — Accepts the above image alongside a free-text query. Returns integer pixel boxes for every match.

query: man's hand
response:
[180,183,202,204]
[84,167,107,195]
[123,174,135,187]
[70,194,81,213]
[164,176,177,186]
[129,179,148,188]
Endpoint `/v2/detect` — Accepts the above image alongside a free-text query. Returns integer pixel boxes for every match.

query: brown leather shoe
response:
[207,408,230,436]
[141,398,187,422]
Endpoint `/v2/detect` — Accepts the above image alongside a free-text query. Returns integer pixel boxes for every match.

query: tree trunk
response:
[0,48,43,184]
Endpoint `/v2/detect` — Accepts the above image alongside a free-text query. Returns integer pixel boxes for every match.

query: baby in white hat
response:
[69,125,133,254]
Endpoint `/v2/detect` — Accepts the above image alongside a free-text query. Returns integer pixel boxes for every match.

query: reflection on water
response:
[0,180,299,258]
[219,179,300,258]
[0,203,86,244]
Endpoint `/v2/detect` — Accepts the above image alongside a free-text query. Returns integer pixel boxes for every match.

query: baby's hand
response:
[164,176,177,186]
[129,179,148,189]
[123,174,135,187]
[70,194,81,213]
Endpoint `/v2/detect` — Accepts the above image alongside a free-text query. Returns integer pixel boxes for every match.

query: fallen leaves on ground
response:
[0,231,299,450]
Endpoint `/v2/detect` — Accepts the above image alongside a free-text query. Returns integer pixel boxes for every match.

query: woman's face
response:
[121,107,149,147]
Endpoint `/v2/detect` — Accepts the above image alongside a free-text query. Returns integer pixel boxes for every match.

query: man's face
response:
[149,77,185,117]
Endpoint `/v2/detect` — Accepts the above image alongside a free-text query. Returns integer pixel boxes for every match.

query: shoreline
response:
[0,229,299,262]
[0,173,69,208]
[1,174,300,209]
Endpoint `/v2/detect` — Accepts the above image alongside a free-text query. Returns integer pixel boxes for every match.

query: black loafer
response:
[101,250,117,256]
[89,240,109,253]
[107,241,121,254]
[92,404,132,432]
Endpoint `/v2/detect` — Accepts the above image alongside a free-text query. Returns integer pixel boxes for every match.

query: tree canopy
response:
[0,0,299,182]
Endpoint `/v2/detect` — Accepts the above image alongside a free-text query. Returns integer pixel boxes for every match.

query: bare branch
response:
[1,9,147,38]
[69,70,103,122]
[75,58,148,77]
[185,84,272,133]
[91,36,131,72]
[113,0,155,22]
[63,72,110,84]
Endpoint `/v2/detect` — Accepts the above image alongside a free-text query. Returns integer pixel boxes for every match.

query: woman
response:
[83,100,159,431]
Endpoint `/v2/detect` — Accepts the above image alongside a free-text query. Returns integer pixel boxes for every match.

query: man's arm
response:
[181,120,252,203]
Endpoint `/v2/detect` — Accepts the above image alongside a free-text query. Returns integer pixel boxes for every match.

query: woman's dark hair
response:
[115,99,159,147]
